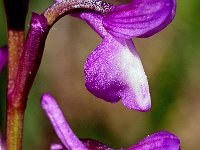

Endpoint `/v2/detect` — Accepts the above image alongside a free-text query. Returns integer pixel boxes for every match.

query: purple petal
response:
[85,36,151,111]
[103,0,176,39]
[41,94,88,150]
[73,12,150,111]
[128,131,180,150]
[81,139,113,150]
[50,139,113,150]
[71,12,107,38]
[0,46,8,73]
[51,144,65,150]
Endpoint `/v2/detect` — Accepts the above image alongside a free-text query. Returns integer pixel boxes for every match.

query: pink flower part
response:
[73,12,151,111]
[41,94,88,150]
[103,0,176,39]
[41,94,180,150]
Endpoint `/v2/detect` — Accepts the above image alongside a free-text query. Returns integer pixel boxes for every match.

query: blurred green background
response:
[0,0,200,149]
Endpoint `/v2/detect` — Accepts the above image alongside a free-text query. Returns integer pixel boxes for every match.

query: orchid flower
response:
[20,0,176,113]
[2,0,177,149]
[71,0,176,111]
[41,94,180,150]
[0,46,8,74]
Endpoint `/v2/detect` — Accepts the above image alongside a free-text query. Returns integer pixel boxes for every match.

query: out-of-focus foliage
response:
[0,0,200,149]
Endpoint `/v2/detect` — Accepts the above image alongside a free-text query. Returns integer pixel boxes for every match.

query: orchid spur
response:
[41,94,180,150]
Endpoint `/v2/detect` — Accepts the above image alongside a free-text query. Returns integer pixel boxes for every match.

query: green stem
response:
[6,106,24,150]
[6,30,25,150]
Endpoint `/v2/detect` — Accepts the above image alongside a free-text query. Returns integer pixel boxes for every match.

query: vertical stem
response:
[7,31,24,93]
[6,106,24,150]
[3,0,29,149]
[6,30,25,150]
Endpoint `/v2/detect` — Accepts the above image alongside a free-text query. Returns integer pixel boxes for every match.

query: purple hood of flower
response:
[103,0,176,39]
[71,0,176,111]
[41,94,180,150]
[0,46,8,73]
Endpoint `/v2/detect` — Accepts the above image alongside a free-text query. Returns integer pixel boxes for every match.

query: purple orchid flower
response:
[2,0,178,149]
[19,0,176,113]
[10,0,176,115]
[41,93,180,150]
[72,0,176,111]
[0,46,8,74]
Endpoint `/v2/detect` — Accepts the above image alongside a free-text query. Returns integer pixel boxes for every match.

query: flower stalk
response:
[6,31,25,150]
[6,106,24,150]
[3,0,29,149]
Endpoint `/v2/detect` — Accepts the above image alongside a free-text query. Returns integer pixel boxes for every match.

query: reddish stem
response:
[5,1,112,150]
[6,30,25,150]
[4,0,29,149]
